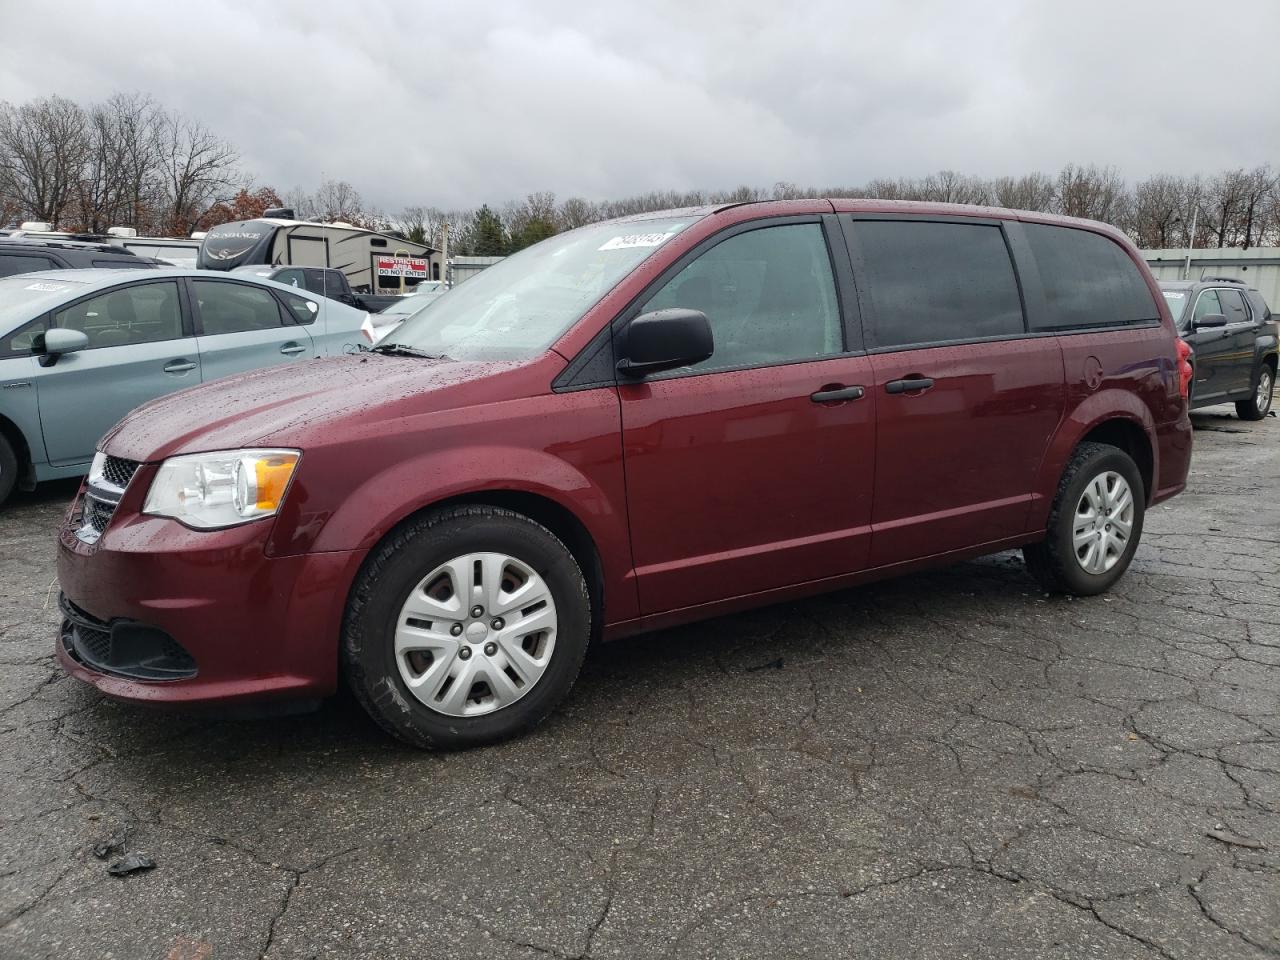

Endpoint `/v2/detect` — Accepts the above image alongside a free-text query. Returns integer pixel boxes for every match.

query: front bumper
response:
[56,481,366,707]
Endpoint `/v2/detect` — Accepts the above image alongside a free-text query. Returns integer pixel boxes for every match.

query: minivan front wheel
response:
[343,505,591,749]
[1023,442,1145,596]
[1236,364,1274,421]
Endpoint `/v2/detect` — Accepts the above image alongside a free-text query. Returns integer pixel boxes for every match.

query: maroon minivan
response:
[56,200,1193,748]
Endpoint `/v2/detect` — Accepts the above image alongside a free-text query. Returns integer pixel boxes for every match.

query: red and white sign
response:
[375,255,430,278]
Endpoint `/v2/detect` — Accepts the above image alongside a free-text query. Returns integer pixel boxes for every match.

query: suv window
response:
[52,281,184,348]
[91,258,141,269]
[640,223,842,372]
[1023,224,1159,330]
[853,220,1023,348]
[1217,288,1249,324]
[0,254,59,277]
[1193,289,1222,324]
[279,290,319,325]
[193,280,285,335]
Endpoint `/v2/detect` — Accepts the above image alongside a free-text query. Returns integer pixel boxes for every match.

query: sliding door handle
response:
[885,377,935,394]
[810,385,865,403]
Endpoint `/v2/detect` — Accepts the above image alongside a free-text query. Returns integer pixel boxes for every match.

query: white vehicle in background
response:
[359,280,448,344]
[105,228,203,268]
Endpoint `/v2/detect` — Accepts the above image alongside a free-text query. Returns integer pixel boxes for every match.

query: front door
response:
[188,278,316,382]
[1186,288,1238,403]
[842,216,1065,567]
[618,219,876,615]
[36,279,199,465]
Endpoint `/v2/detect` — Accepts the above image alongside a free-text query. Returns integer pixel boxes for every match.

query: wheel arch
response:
[1076,418,1154,504]
[0,412,36,491]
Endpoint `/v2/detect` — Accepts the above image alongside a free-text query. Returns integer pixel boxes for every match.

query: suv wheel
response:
[0,434,17,506]
[342,505,591,749]
[1236,364,1274,421]
[1023,441,1145,596]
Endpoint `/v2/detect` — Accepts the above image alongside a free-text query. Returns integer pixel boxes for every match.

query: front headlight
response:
[143,449,301,529]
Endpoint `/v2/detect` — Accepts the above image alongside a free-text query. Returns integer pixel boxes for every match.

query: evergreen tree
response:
[471,204,508,256]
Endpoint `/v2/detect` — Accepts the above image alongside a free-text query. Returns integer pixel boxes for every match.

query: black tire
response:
[1022,441,1145,596]
[342,505,591,749]
[1235,363,1274,421]
[0,433,17,507]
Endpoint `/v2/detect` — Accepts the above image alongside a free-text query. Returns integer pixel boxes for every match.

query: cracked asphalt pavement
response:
[1,407,1278,959]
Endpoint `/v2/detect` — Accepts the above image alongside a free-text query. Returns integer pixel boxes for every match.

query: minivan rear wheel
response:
[1023,442,1145,596]
[342,505,591,749]
[1236,364,1274,421]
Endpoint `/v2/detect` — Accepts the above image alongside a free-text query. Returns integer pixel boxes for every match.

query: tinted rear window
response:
[0,254,58,277]
[852,220,1024,349]
[1024,224,1159,331]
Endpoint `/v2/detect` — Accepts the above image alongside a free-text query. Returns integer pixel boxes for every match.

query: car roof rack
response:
[1200,274,1246,284]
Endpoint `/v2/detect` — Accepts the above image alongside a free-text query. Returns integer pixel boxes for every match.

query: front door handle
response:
[810,384,865,403]
[163,360,197,374]
[885,377,935,394]
[280,343,307,355]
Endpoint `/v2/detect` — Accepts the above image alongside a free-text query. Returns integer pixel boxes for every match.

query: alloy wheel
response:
[1258,369,1273,414]
[393,552,558,717]
[1072,471,1135,575]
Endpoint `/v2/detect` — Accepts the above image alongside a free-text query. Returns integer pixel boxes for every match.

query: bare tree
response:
[0,96,89,227]
[155,111,238,234]
[1054,164,1128,222]
[992,172,1055,211]
[557,196,598,229]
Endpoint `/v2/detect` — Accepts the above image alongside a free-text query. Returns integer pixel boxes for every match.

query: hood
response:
[101,353,525,462]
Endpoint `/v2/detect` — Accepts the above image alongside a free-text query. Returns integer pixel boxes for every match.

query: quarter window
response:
[279,291,319,325]
[852,220,1024,348]
[51,282,184,348]
[639,223,842,372]
[1023,223,1159,330]
[193,280,285,335]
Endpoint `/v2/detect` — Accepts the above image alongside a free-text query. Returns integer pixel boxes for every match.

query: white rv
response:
[197,211,437,293]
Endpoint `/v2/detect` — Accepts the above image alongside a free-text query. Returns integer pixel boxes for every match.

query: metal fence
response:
[1142,247,1280,307]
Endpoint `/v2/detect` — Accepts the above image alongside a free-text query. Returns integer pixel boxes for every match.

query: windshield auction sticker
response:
[599,232,675,251]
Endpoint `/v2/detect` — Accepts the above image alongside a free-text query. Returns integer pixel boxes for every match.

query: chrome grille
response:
[76,454,140,545]
[101,455,139,489]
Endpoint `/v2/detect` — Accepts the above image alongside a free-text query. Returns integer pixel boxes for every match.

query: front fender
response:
[265,387,637,622]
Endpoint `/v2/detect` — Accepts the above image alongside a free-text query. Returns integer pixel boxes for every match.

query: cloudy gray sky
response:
[1,0,1277,212]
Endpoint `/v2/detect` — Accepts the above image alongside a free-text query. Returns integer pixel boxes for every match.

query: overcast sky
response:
[1,0,1277,212]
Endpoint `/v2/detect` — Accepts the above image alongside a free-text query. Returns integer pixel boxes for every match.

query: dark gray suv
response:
[1159,278,1277,419]
[0,238,158,278]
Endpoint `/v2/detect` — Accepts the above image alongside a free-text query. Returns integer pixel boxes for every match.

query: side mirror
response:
[1194,313,1228,329]
[35,328,90,367]
[617,308,713,378]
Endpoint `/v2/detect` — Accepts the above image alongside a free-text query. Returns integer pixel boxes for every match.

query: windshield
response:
[1160,289,1189,324]
[0,275,88,334]
[388,217,695,361]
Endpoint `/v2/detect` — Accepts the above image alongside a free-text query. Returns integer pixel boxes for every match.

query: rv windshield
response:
[385,217,695,361]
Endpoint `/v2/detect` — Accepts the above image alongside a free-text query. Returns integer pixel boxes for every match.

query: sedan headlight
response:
[143,449,301,529]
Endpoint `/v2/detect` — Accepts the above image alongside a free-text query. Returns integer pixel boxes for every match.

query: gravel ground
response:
[0,407,1277,960]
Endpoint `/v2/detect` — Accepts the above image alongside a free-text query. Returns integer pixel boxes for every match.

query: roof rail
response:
[1200,274,1246,284]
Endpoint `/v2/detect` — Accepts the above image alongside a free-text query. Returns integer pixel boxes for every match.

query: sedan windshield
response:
[388,217,696,361]
[0,275,90,335]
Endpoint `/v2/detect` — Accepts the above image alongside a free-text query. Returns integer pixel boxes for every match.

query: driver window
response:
[1193,289,1222,324]
[51,282,183,349]
[640,223,842,372]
